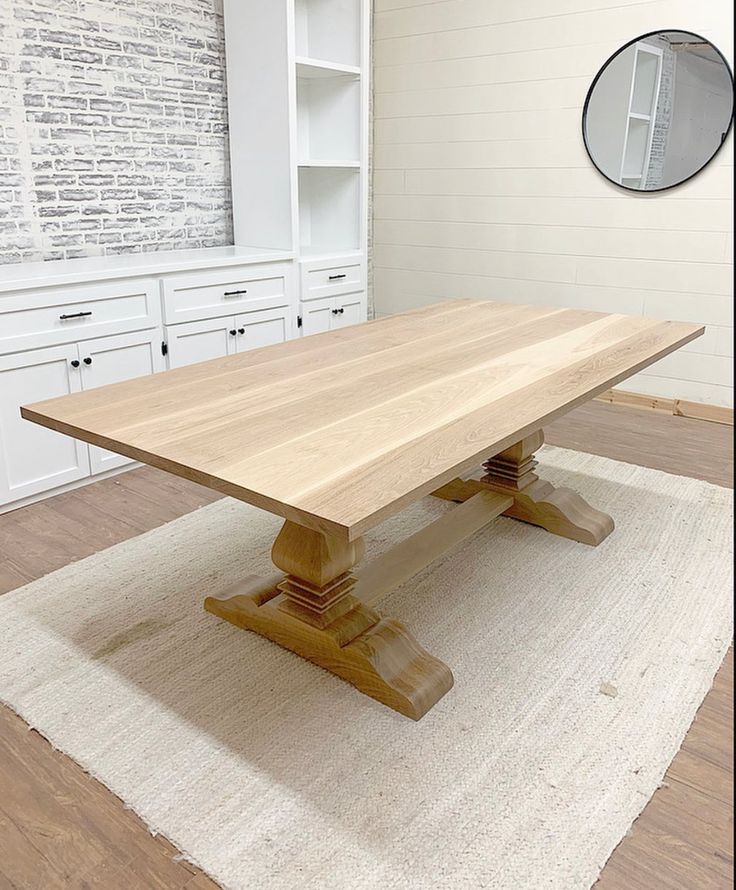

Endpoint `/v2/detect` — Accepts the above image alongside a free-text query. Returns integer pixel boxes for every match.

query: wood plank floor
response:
[0,400,732,889]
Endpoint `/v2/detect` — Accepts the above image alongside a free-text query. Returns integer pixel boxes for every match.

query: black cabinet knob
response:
[83,357,92,365]
[229,329,237,336]
[331,308,339,315]
[70,359,80,368]
[238,327,245,335]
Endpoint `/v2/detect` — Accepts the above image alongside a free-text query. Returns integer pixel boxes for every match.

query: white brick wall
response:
[0,0,232,264]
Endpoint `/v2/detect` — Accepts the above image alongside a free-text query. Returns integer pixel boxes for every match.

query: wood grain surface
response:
[22,300,702,540]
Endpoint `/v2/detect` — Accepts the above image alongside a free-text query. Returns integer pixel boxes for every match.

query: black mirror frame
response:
[581,29,735,193]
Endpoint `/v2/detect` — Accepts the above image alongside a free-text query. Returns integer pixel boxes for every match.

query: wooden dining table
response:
[22,299,702,719]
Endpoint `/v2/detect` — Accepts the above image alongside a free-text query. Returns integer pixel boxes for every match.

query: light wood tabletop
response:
[23,299,701,542]
[22,299,703,718]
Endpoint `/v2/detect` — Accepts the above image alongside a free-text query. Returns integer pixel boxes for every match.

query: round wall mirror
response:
[583,30,734,191]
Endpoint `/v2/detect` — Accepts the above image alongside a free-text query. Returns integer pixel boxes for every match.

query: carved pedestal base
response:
[432,430,614,546]
[205,521,453,720]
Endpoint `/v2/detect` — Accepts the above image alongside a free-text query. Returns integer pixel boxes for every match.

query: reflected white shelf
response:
[629,111,651,121]
[298,160,361,168]
[296,56,360,78]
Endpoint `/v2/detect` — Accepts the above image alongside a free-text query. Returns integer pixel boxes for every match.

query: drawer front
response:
[161,262,294,325]
[0,279,161,355]
[301,257,364,301]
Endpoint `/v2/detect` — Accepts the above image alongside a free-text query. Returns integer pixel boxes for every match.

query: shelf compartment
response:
[621,117,650,182]
[294,0,361,68]
[298,166,360,254]
[297,71,361,163]
[296,56,360,78]
[630,47,661,116]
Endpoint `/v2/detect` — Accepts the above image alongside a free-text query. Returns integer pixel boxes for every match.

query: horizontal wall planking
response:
[373,244,732,296]
[374,138,591,170]
[678,325,732,357]
[373,43,611,93]
[624,372,733,408]
[372,220,730,264]
[373,196,734,233]
[372,268,733,327]
[373,165,734,202]
[375,0,661,38]
[375,78,589,118]
[373,243,578,285]
[640,351,734,387]
[374,137,733,171]
[574,256,732,297]
[375,108,582,144]
[374,1,721,66]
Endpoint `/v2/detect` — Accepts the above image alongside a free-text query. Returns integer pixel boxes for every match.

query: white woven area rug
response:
[0,447,732,890]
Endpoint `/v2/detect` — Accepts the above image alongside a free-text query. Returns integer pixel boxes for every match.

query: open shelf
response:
[298,160,361,167]
[296,56,360,78]
[297,69,361,164]
[295,0,361,68]
[298,166,360,254]
[622,117,650,181]
[631,47,661,116]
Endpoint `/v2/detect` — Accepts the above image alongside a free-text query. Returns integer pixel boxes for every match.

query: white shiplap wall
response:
[372,0,734,407]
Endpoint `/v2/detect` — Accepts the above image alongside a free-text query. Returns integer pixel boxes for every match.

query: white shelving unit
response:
[619,42,664,187]
[223,0,369,330]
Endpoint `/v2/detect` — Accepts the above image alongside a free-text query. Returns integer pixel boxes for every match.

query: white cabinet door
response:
[79,331,166,475]
[300,297,334,336]
[0,344,90,507]
[332,294,365,329]
[234,306,291,353]
[166,317,237,369]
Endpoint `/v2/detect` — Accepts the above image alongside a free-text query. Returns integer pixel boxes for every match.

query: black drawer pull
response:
[331,308,340,315]
[224,289,248,297]
[83,357,92,365]
[339,307,345,314]
[229,329,237,336]
[59,311,92,320]
[328,274,347,281]
[70,359,80,368]
[238,327,245,335]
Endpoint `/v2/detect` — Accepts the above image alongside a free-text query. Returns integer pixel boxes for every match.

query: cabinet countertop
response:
[0,246,295,295]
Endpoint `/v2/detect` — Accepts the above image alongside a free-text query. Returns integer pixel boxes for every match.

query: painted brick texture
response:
[0,0,232,264]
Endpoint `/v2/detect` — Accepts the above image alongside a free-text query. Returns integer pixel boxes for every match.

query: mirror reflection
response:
[583,31,733,191]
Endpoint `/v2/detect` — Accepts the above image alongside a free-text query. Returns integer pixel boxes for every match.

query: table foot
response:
[482,430,614,545]
[432,430,614,546]
[204,521,453,720]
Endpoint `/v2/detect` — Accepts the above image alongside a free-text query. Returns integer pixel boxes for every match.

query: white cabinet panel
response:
[0,278,160,356]
[0,344,90,505]
[234,306,292,352]
[80,331,166,475]
[166,317,237,369]
[332,293,366,328]
[301,256,364,301]
[301,297,334,336]
[300,294,366,335]
[161,263,294,325]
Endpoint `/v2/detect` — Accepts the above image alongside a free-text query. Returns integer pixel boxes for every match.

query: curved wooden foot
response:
[481,430,614,546]
[490,478,614,545]
[205,581,453,720]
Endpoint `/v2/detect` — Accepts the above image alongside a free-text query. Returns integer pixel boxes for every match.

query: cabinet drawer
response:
[301,258,364,301]
[161,262,293,325]
[0,278,160,355]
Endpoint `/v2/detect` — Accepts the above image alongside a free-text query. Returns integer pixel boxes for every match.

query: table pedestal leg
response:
[205,520,453,720]
[480,430,614,545]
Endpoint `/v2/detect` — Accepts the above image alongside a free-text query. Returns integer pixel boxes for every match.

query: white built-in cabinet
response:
[0,250,300,513]
[223,0,369,328]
